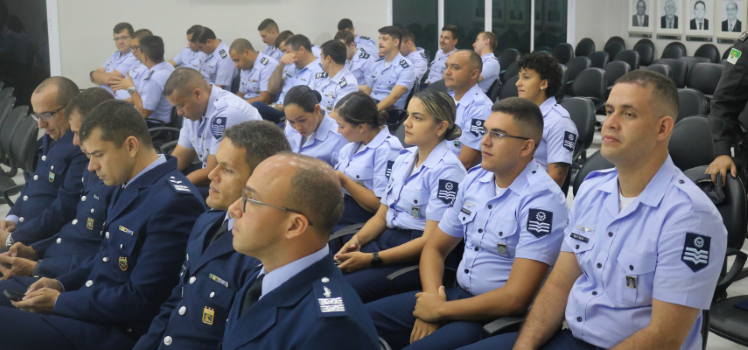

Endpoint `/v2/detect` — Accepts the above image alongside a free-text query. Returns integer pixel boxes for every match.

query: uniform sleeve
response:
[336,79,359,107]
[173,50,184,66]
[652,211,727,310]
[437,175,469,238]
[460,102,493,151]
[425,164,467,222]
[710,39,748,156]
[177,123,194,149]
[371,145,396,198]
[481,59,501,87]
[260,61,278,92]
[365,62,378,88]
[395,64,416,90]
[545,117,578,166]
[208,108,252,155]
[215,58,236,87]
[516,194,568,265]
[114,55,137,76]
[139,77,163,112]
[414,55,428,82]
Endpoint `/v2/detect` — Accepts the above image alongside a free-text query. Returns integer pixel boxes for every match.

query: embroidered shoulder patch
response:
[437,179,459,205]
[527,209,553,238]
[219,49,227,58]
[470,119,486,137]
[339,77,347,88]
[211,116,227,139]
[563,131,577,152]
[385,161,395,180]
[260,57,269,65]
[359,51,371,59]
[169,178,192,193]
[360,35,371,40]
[681,233,710,272]
[399,59,410,69]
[316,72,329,79]
[313,278,348,317]
[420,52,427,59]
[728,48,742,64]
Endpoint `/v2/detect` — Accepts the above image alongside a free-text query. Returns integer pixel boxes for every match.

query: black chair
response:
[379,336,393,350]
[498,49,520,73]
[662,42,687,59]
[487,79,501,102]
[557,63,568,101]
[425,79,448,93]
[645,63,673,79]
[552,43,574,64]
[533,46,552,54]
[677,88,708,122]
[587,51,609,69]
[694,43,721,63]
[230,72,241,94]
[394,123,408,147]
[575,38,596,58]
[0,105,27,172]
[614,50,640,70]
[571,68,607,108]
[668,116,714,171]
[0,95,16,162]
[687,62,724,98]
[603,61,631,94]
[723,46,735,61]
[501,61,520,84]
[0,87,13,100]
[565,56,592,94]
[652,58,689,88]
[633,39,655,66]
[679,56,710,80]
[572,150,614,196]
[603,39,625,62]
[498,76,519,100]
[1,109,36,205]
[560,97,596,164]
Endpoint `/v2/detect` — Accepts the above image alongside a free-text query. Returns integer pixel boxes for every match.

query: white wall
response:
[55,0,388,87]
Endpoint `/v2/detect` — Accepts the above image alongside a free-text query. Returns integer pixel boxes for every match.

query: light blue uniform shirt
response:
[114,61,147,100]
[425,49,456,84]
[404,50,429,82]
[448,84,494,156]
[173,47,204,71]
[366,53,416,109]
[284,113,348,167]
[258,245,329,299]
[200,40,237,87]
[279,59,325,103]
[239,52,279,100]
[478,53,501,93]
[100,50,137,95]
[562,157,727,350]
[312,45,322,58]
[439,161,567,296]
[312,67,359,113]
[535,97,578,169]
[139,61,176,123]
[381,140,467,230]
[263,45,283,62]
[178,85,261,167]
[347,48,375,86]
[355,35,378,55]
[335,127,403,197]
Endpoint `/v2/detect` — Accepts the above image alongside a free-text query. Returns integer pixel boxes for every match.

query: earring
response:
[540,87,544,90]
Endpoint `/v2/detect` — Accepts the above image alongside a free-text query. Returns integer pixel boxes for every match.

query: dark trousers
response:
[251,102,285,124]
[0,276,38,308]
[456,329,604,350]
[367,286,484,350]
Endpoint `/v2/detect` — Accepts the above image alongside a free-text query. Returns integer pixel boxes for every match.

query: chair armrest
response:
[159,140,179,155]
[482,315,526,338]
[386,265,420,286]
[379,337,392,350]
[328,223,365,248]
[149,126,182,139]
[717,248,748,290]
[3,184,23,207]
[386,266,458,288]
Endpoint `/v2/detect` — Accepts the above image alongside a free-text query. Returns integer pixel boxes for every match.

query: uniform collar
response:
[202,84,222,121]
[312,114,337,142]
[366,127,392,150]
[418,140,451,169]
[123,154,166,189]
[598,155,677,208]
[150,60,170,72]
[481,53,496,60]
[299,58,321,73]
[258,245,329,298]
[451,83,484,107]
[477,159,537,196]
[539,96,558,118]
[386,52,405,65]
[440,49,457,57]
[330,67,351,83]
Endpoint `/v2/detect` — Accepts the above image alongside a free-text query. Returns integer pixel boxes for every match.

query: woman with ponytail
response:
[335,90,467,303]
[283,85,348,167]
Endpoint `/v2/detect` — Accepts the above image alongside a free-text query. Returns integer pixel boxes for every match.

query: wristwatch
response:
[5,233,13,250]
[127,86,136,95]
[370,251,383,268]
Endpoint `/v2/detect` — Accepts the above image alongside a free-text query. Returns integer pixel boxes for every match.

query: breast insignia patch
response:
[203,307,215,325]
[119,256,128,271]
[219,49,227,58]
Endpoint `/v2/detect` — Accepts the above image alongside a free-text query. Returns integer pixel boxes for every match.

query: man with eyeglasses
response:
[366,97,567,350]
[90,22,137,96]
[110,29,152,100]
[0,77,88,250]
[134,121,290,350]
[221,153,379,350]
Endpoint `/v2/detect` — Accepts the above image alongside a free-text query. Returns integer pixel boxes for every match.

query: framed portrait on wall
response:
[657,0,684,34]
[717,0,745,38]
[685,0,714,35]
[630,0,655,32]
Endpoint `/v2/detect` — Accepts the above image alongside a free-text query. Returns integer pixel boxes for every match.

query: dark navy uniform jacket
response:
[222,253,379,350]
[710,33,748,156]
[8,131,88,244]
[45,156,205,348]
[134,210,261,350]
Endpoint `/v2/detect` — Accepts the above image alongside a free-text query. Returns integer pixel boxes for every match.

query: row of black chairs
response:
[0,83,40,205]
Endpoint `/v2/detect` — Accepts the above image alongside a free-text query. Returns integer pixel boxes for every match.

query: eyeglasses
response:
[241,188,313,226]
[30,107,64,122]
[113,35,130,42]
[131,45,140,51]
[480,128,530,142]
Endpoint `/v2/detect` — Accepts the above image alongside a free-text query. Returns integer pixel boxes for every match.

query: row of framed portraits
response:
[628,0,745,38]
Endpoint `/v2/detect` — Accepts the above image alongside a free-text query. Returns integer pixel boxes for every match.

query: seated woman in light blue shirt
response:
[334,90,467,303]
[332,92,404,232]
[283,85,348,167]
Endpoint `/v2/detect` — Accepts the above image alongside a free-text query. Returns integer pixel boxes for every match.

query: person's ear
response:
[657,115,675,141]
[519,139,536,158]
[126,136,140,157]
[284,214,310,240]
[314,104,322,116]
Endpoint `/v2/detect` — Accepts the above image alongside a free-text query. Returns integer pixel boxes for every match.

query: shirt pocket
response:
[401,188,430,219]
[612,248,657,307]
[346,163,374,189]
[489,220,519,259]
[108,229,138,277]
[457,209,477,241]
[193,276,236,332]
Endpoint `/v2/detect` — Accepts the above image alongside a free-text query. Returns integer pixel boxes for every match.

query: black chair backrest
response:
[488,79,501,102]
[603,61,631,88]
[668,116,714,171]
[633,39,655,66]
[722,46,734,61]
[687,62,724,95]
[573,150,614,196]
[230,72,241,94]
[425,79,448,93]
[499,75,519,99]
[394,122,408,147]
[498,49,520,70]
[566,56,591,83]
[560,97,596,158]
[0,87,14,100]
[603,41,625,62]
[587,51,609,68]
[534,46,552,53]
[557,63,568,100]
[10,111,37,173]
[0,95,16,134]
[0,81,4,90]
[679,56,710,77]
[614,50,640,70]
[694,43,721,63]
[575,38,596,57]
[677,88,708,121]
[552,43,574,64]
[645,63,673,79]
[652,58,689,88]
[501,61,520,83]
[572,68,607,101]
[0,105,26,161]
[404,80,420,109]
[662,42,687,59]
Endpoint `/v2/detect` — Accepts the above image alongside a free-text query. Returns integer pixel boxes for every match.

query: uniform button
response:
[106,232,110,239]
[127,328,132,333]
[72,219,78,225]
[608,232,613,237]
[462,217,465,221]
[464,269,469,273]
[592,291,598,296]
[50,166,55,171]
[629,265,634,270]
[575,245,580,249]
[576,316,582,322]
[85,280,93,287]
[210,291,215,298]
[42,155,47,161]
[488,205,493,209]
[679,179,685,184]
[22,196,27,201]
[186,254,190,261]
[18,217,24,223]
[33,175,38,180]
[596,263,602,268]
[478,229,483,233]
[532,170,536,174]
[356,175,359,179]
[91,208,95,213]
[120,244,124,249]
[179,306,186,315]
[163,336,172,346]
[474,247,479,251]
[190,276,196,284]
[103,257,110,262]
[499,231,503,236]
[56,238,62,244]
[414,199,418,204]
[81,196,86,201]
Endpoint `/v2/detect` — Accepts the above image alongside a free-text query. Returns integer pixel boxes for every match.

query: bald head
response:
[163,67,209,98]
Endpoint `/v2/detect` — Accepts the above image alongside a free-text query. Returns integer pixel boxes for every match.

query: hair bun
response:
[312,90,322,104]
[445,125,462,141]
[377,110,389,126]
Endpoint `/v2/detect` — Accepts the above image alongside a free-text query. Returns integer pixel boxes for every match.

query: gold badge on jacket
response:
[87,218,94,230]
[202,307,215,325]
[48,172,55,182]
[119,256,128,271]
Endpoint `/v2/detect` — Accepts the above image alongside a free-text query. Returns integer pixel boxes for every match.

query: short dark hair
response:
[230,38,255,54]
[163,67,208,97]
[456,49,483,74]
[65,87,114,121]
[334,92,388,127]
[517,52,562,99]
[257,18,279,32]
[337,18,354,31]
[378,26,402,48]
[479,31,498,51]
[34,76,80,109]
[615,70,679,120]
[113,22,133,36]
[285,34,312,53]
[401,28,415,44]
[186,25,202,35]
[284,85,322,113]
[224,121,291,171]
[276,30,295,47]
[139,35,165,62]
[196,27,217,44]
[491,97,544,146]
[694,0,706,9]
[442,24,460,40]
[320,40,347,65]
[334,30,355,46]
[79,100,154,150]
[189,26,203,43]
[131,29,153,41]
[280,153,344,235]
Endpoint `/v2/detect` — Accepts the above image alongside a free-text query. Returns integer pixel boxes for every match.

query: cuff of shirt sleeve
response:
[32,261,41,278]
[5,215,19,224]
[713,142,732,157]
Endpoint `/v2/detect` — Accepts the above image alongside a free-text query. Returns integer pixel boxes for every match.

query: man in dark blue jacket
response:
[0,77,88,248]
[221,153,379,350]
[0,88,115,305]
[134,120,291,349]
[0,100,205,350]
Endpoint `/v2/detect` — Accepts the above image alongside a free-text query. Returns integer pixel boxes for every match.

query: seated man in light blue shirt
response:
[168,25,205,71]
[110,28,152,101]
[257,18,283,62]
[462,70,728,350]
[338,18,378,55]
[473,31,500,93]
[89,22,137,96]
[367,98,568,350]
[312,40,359,114]
[400,29,429,83]
[363,26,415,111]
[229,38,278,106]
[196,27,237,90]
[424,25,459,86]
[335,30,375,87]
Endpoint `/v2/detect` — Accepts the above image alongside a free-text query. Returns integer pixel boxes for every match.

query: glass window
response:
[444,0,485,51]
[393,0,439,61]
[493,0,532,55]
[534,0,568,52]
